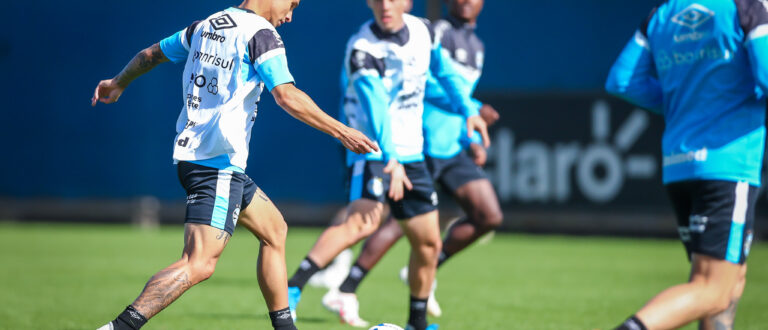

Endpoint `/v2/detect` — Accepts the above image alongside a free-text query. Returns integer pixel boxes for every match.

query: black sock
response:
[111,305,148,330]
[269,307,297,330]
[407,296,428,330]
[287,257,321,290]
[615,315,647,330]
[437,249,452,268]
[339,262,369,293]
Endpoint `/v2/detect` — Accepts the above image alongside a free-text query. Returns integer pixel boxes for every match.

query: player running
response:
[91,1,376,329]
[321,0,502,324]
[284,1,490,329]
[607,1,768,329]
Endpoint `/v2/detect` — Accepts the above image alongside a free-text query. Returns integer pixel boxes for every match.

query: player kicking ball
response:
[91,1,376,329]
[322,0,502,323]
[607,0,768,329]
[283,1,490,329]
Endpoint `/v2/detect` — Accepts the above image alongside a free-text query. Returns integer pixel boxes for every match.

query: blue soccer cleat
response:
[404,324,439,330]
[288,286,302,322]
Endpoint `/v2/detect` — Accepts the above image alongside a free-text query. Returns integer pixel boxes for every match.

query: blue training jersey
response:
[423,16,484,159]
[606,0,768,186]
[340,15,479,166]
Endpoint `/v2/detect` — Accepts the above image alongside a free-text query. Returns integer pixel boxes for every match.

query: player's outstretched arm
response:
[271,83,378,154]
[91,43,169,106]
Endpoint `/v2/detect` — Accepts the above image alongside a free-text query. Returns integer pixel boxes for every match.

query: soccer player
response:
[91,1,377,329]
[322,0,502,322]
[606,1,768,329]
[284,0,490,329]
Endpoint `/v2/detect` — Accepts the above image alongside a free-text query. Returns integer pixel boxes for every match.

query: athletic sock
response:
[338,262,369,293]
[111,305,148,330]
[436,249,452,268]
[287,256,321,290]
[407,296,428,330]
[269,307,297,330]
[615,315,647,330]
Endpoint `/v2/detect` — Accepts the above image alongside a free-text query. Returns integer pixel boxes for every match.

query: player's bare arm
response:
[466,115,490,148]
[479,103,499,126]
[383,159,412,201]
[271,83,379,154]
[91,43,169,106]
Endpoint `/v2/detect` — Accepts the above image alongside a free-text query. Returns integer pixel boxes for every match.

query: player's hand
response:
[339,127,379,154]
[469,143,487,167]
[479,104,500,126]
[466,115,490,148]
[383,159,412,202]
[91,79,125,106]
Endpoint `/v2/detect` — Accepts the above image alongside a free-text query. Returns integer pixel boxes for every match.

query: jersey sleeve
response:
[249,29,295,91]
[605,26,663,114]
[429,41,480,118]
[737,0,768,92]
[159,21,200,64]
[349,49,398,161]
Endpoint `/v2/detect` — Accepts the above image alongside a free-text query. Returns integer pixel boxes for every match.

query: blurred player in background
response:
[606,0,768,329]
[284,0,490,329]
[321,0,502,324]
[91,1,376,329]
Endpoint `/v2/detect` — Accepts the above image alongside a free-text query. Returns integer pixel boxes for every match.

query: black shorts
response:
[426,150,487,193]
[347,159,437,220]
[666,180,757,264]
[177,161,257,235]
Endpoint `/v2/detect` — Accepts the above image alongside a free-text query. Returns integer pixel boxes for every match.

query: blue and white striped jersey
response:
[159,7,295,172]
[606,0,768,185]
[423,16,485,159]
[341,14,480,166]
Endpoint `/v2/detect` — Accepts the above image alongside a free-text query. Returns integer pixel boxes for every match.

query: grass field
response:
[0,222,765,330]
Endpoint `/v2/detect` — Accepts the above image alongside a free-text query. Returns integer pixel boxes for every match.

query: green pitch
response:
[0,222,765,329]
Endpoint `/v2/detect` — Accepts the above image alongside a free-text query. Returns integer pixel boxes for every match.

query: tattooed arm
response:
[91,43,170,106]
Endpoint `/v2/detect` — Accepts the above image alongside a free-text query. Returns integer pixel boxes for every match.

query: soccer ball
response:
[368,323,404,330]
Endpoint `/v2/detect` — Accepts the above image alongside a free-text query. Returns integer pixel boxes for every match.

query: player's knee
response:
[481,208,504,230]
[189,259,218,283]
[418,236,442,262]
[261,218,288,250]
[700,282,734,315]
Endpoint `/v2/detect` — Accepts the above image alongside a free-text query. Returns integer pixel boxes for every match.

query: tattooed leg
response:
[130,224,230,319]
[131,264,193,319]
[700,299,740,330]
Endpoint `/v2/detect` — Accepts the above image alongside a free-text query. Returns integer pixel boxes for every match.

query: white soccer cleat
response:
[427,289,442,317]
[308,248,354,289]
[322,288,343,313]
[399,266,442,317]
[96,322,114,330]
[324,289,370,328]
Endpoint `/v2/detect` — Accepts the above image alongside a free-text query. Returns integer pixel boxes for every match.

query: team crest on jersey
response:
[430,192,438,206]
[367,177,384,197]
[671,4,714,30]
[210,14,238,30]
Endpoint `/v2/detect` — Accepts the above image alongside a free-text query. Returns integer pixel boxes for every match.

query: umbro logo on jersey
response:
[671,4,714,30]
[201,31,226,43]
[209,14,237,30]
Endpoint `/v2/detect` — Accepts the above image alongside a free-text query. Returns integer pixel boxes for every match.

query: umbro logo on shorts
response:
[210,14,238,30]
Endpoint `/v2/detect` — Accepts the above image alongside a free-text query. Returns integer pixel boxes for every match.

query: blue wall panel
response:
[0,0,657,202]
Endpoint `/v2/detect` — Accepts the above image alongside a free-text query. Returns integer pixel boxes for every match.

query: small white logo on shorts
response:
[689,215,708,233]
[186,193,199,204]
[367,177,384,197]
[678,227,691,242]
[232,206,240,226]
[745,231,754,257]
[430,192,438,206]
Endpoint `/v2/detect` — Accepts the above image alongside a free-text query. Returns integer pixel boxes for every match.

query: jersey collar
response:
[370,22,410,46]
